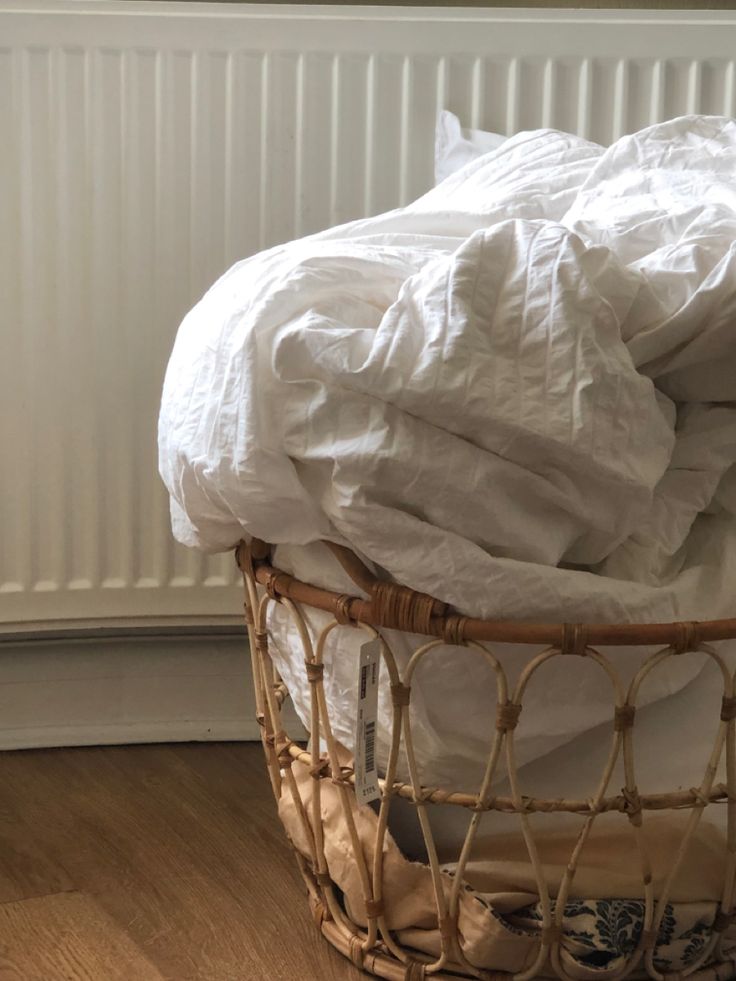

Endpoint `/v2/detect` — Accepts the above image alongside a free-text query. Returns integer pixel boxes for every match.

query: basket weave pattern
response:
[237,540,736,981]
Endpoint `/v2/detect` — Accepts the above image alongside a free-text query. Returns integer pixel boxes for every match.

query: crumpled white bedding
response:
[434,109,507,183]
[159,115,736,796]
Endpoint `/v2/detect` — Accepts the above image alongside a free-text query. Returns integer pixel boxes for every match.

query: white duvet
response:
[159,116,736,795]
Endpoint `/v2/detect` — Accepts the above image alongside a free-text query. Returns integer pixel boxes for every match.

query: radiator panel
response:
[2,2,735,628]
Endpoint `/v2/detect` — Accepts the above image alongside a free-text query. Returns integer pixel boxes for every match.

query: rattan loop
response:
[404,962,427,981]
[561,622,588,656]
[614,704,636,730]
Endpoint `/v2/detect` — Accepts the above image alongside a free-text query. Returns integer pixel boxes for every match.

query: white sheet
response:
[159,116,736,793]
[434,109,508,184]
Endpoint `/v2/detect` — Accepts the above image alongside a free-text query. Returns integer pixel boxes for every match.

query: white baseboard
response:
[0,631,304,751]
[0,718,262,752]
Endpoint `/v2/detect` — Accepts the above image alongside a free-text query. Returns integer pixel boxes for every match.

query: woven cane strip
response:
[615,704,636,731]
[305,661,324,683]
[619,649,672,977]
[282,580,334,904]
[277,742,730,815]
[250,548,736,647]
[254,595,283,800]
[241,566,266,722]
[391,683,412,708]
[315,620,381,953]
[264,570,289,601]
[274,600,320,872]
[360,626,414,966]
[279,603,347,934]
[629,645,731,980]
[371,581,436,635]
[550,649,627,981]
[673,621,701,655]
[561,623,589,656]
[507,649,574,980]
[401,653,453,972]
[333,593,355,626]
[307,669,361,939]
[446,641,510,977]
[442,615,469,646]
[496,701,522,731]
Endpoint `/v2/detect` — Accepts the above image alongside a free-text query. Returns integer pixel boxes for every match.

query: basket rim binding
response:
[236,538,736,650]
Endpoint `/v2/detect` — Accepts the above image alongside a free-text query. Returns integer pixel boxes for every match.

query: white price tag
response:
[355,637,381,806]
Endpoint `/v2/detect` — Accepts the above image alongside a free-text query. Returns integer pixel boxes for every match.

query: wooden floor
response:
[0,742,364,981]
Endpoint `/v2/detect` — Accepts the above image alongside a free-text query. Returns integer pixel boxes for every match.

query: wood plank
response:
[0,744,363,981]
[0,798,74,904]
[0,891,165,981]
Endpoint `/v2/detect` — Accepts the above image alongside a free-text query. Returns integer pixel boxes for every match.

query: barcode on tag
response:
[355,637,381,806]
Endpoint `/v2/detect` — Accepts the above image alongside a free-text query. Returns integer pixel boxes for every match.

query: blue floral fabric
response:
[503,898,716,973]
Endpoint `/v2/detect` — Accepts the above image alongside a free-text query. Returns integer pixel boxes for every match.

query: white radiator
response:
[2,0,736,633]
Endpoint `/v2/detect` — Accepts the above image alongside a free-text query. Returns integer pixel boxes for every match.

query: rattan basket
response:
[237,538,736,981]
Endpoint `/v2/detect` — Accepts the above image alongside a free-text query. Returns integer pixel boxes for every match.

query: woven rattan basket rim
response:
[237,540,736,649]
